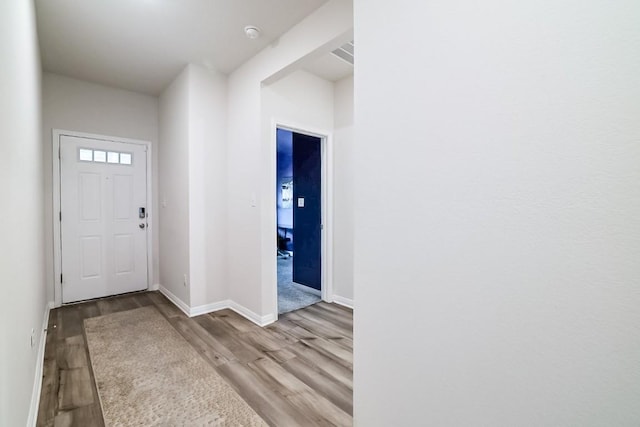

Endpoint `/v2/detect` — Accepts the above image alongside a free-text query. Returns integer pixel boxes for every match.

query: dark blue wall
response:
[277,128,293,181]
[292,132,322,290]
[277,129,294,250]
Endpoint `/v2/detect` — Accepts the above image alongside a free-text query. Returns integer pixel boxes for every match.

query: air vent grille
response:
[332,41,354,65]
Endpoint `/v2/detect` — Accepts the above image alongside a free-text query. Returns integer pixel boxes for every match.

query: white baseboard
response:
[155,285,275,326]
[157,285,191,317]
[228,301,276,327]
[150,283,160,291]
[190,300,231,317]
[332,295,354,309]
[27,301,53,427]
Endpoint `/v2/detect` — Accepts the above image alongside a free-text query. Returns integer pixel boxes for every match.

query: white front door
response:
[60,135,148,303]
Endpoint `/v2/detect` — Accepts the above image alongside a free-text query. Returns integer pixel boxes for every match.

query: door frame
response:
[52,129,153,307]
[270,120,334,319]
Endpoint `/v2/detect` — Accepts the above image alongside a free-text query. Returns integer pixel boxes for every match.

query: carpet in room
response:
[278,256,320,314]
[84,306,267,426]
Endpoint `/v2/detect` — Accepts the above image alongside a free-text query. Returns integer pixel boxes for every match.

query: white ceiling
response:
[35,0,329,95]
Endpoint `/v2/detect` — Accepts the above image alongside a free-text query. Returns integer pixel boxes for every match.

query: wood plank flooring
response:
[36,291,353,426]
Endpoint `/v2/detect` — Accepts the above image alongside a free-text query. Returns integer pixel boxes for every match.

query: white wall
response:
[261,69,335,315]
[158,64,228,310]
[187,64,228,308]
[227,0,353,319]
[333,75,354,303]
[158,67,191,304]
[42,73,160,302]
[353,0,640,425]
[0,0,47,425]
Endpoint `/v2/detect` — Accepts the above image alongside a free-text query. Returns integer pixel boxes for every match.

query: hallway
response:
[37,292,353,426]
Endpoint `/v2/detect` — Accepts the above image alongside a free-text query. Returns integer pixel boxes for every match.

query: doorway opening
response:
[276,128,322,314]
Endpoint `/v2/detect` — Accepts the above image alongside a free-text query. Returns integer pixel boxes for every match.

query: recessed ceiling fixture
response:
[244,26,261,40]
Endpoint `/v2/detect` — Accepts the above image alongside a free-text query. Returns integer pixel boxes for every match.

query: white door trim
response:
[269,120,334,320]
[52,129,153,307]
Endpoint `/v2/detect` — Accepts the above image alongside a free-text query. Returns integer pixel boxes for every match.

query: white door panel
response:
[60,135,148,303]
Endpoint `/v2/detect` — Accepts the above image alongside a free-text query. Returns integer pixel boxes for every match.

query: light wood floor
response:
[36,291,353,427]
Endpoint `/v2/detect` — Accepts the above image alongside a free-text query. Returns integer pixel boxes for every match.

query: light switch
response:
[298,197,305,207]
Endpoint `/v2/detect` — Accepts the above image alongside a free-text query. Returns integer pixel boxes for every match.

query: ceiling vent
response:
[331,41,354,65]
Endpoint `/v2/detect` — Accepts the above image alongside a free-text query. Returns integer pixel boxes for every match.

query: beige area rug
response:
[84,306,267,427]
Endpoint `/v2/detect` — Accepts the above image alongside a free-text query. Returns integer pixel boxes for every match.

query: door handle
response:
[139,223,146,229]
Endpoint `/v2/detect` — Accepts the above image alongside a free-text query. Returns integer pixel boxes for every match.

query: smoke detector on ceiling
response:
[244,26,261,40]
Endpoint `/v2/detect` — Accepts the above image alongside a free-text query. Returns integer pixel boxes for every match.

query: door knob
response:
[139,223,146,229]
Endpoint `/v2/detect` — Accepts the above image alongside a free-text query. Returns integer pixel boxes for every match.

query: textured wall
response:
[0,0,46,425]
[354,0,640,425]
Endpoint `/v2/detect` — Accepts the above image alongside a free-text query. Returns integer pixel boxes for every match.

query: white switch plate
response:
[298,198,305,207]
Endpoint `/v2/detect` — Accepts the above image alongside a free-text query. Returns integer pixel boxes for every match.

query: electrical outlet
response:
[30,328,35,348]
[183,274,188,287]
